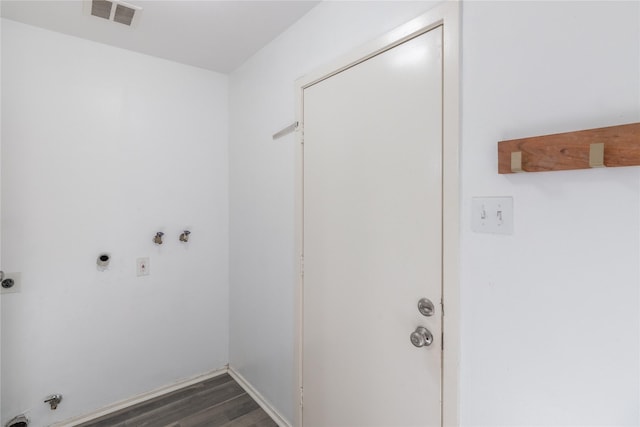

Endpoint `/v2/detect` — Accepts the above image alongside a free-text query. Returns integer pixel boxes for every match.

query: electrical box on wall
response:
[471,197,513,235]
[137,257,150,276]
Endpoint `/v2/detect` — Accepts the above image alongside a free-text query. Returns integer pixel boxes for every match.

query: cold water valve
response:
[179,230,191,242]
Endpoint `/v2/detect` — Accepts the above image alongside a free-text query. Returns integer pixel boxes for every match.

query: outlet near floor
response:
[1,272,22,294]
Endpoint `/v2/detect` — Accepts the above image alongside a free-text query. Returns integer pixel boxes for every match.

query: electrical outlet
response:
[1,272,22,294]
[137,258,150,276]
[471,197,513,234]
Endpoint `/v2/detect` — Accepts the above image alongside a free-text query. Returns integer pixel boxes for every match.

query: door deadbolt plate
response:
[417,298,435,316]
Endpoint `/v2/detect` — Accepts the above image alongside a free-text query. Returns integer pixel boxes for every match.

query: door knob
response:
[417,298,435,317]
[410,326,433,348]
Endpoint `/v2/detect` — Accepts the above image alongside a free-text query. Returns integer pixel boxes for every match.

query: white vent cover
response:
[113,3,136,25]
[91,0,112,20]
[85,0,141,27]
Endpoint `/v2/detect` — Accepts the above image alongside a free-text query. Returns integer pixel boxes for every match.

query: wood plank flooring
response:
[76,374,278,427]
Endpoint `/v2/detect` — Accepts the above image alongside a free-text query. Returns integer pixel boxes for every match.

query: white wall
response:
[230,1,640,425]
[229,1,441,423]
[460,1,639,425]
[1,19,229,426]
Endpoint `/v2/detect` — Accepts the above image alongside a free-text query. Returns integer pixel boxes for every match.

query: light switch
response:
[471,197,513,234]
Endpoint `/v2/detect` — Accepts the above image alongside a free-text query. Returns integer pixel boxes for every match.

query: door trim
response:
[293,2,460,426]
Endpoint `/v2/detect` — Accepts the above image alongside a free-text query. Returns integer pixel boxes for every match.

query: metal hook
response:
[589,142,605,168]
[511,151,523,173]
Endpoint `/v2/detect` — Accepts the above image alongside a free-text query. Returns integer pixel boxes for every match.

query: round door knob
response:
[410,326,433,348]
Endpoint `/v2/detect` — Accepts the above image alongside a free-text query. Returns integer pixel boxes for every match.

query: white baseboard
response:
[54,367,229,426]
[228,367,292,427]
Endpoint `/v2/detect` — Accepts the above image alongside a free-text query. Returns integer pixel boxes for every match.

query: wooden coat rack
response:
[498,122,640,174]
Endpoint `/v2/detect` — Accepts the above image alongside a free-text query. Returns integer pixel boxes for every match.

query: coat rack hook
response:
[511,151,523,173]
[589,142,605,168]
[272,121,298,140]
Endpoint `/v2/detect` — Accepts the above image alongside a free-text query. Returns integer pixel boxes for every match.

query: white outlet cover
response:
[471,197,514,235]
[1,272,22,294]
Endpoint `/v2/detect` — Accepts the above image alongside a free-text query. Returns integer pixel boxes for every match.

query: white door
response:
[302,27,443,427]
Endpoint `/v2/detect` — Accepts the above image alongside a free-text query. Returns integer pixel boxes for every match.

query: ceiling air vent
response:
[91,0,112,19]
[87,0,141,27]
[113,4,136,25]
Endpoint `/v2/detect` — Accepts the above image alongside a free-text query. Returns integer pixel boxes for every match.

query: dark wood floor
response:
[76,374,278,427]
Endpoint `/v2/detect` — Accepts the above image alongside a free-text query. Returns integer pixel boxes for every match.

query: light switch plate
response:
[471,197,513,234]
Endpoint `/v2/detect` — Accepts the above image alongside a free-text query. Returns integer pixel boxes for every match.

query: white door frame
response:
[293,2,460,425]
